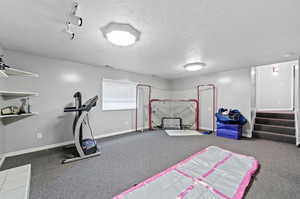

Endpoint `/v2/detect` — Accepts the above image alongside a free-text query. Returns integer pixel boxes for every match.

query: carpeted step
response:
[253,131,296,144]
[254,124,295,136]
[256,112,294,120]
[255,117,295,127]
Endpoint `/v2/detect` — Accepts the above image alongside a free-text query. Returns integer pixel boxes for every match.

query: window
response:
[102,78,137,110]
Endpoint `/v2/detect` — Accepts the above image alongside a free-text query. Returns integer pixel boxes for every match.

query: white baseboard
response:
[2,129,138,163]
[295,111,299,146]
[243,131,252,138]
[199,126,213,131]
[249,110,257,138]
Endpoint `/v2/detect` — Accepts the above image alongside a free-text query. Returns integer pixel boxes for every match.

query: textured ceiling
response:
[0,0,300,79]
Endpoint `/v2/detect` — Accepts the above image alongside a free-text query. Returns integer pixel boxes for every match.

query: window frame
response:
[102,78,137,111]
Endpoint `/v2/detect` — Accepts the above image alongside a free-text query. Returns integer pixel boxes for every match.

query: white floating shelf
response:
[1,67,39,77]
[0,112,38,119]
[0,91,38,98]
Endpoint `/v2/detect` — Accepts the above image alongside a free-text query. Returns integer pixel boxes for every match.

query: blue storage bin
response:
[216,122,242,140]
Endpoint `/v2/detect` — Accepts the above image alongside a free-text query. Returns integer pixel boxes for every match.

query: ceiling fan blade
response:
[4,67,38,77]
[0,70,8,78]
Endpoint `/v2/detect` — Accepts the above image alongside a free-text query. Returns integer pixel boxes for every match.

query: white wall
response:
[0,44,3,56]
[250,67,257,137]
[170,68,252,137]
[1,50,170,153]
[256,61,296,111]
[0,122,4,156]
[0,77,5,158]
[3,49,286,153]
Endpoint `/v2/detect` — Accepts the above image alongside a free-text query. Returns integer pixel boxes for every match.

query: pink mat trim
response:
[232,159,259,199]
[175,168,195,179]
[112,146,258,199]
[177,179,231,199]
[177,184,195,198]
[177,153,233,199]
[202,153,233,178]
[112,148,208,199]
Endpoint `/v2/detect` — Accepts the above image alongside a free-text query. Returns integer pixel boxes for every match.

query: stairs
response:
[253,111,296,144]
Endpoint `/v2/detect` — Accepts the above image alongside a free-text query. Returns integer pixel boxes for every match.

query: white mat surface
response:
[0,164,31,199]
[113,146,259,199]
[165,130,204,136]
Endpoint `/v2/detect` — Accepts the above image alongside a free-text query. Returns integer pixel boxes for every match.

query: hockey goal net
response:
[150,99,199,130]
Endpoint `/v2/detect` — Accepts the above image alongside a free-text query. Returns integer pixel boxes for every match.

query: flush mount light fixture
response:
[184,62,206,71]
[101,22,141,46]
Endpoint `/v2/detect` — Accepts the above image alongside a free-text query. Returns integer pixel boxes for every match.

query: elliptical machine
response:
[62,92,101,164]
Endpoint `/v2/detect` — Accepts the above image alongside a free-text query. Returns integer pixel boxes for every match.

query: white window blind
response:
[102,78,137,110]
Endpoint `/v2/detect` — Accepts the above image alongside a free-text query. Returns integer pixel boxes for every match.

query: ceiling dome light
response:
[101,22,141,46]
[106,30,136,46]
[184,62,206,71]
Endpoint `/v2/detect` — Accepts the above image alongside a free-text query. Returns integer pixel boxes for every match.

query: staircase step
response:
[255,117,295,127]
[254,124,295,136]
[253,131,296,144]
[256,112,294,120]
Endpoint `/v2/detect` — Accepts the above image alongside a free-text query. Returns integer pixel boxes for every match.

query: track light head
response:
[68,1,83,27]
[71,1,79,15]
[64,1,82,39]
[69,15,83,27]
[69,32,75,40]
[65,22,75,40]
[0,57,10,70]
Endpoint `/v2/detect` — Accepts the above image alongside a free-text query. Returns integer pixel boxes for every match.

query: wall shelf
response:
[0,67,39,77]
[0,65,39,124]
[0,91,38,98]
[0,112,38,119]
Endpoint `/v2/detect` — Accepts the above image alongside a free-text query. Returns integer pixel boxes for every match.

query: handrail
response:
[295,110,299,146]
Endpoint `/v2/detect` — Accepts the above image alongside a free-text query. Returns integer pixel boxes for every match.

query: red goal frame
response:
[135,84,216,132]
[149,99,199,130]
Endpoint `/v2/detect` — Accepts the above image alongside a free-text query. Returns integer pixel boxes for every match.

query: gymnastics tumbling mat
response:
[113,146,259,199]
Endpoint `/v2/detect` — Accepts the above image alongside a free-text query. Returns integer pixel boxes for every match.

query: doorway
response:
[255,60,297,111]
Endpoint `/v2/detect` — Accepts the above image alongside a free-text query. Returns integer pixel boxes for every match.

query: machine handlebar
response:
[64,95,98,113]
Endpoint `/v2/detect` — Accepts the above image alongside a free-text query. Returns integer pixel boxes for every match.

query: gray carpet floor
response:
[1,130,300,199]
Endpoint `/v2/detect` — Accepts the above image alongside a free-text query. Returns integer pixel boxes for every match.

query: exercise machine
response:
[63,92,100,163]
[62,92,101,164]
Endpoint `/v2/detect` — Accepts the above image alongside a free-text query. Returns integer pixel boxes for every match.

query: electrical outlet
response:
[37,132,43,139]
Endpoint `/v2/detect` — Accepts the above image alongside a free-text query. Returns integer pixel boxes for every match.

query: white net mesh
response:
[136,86,151,131]
[151,100,198,129]
[162,118,182,129]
